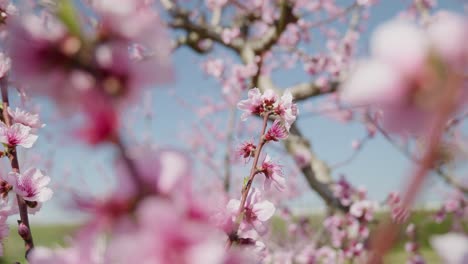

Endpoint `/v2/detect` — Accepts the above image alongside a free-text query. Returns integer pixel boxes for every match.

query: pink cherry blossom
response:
[0,122,38,148]
[227,188,275,235]
[431,233,468,264]
[264,119,288,141]
[7,15,72,99]
[116,147,191,196]
[7,107,44,130]
[6,168,52,203]
[238,88,298,131]
[222,27,240,44]
[105,197,227,264]
[349,200,376,221]
[237,88,264,120]
[260,155,286,191]
[237,141,256,159]
[75,97,119,145]
[274,90,298,131]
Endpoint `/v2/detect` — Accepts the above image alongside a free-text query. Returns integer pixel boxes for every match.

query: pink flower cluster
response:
[29,147,256,263]
[238,88,298,131]
[5,0,172,145]
[0,106,51,255]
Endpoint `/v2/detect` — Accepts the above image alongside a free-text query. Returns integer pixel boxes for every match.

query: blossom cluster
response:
[0,105,51,255]
[224,88,298,257]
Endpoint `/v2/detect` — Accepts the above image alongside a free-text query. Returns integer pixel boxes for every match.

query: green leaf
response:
[56,0,82,37]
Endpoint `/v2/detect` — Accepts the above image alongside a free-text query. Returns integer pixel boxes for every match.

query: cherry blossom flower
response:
[264,119,288,141]
[349,200,376,221]
[274,90,298,131]
[7,107,44,130]
[0,122,38,148]
[202,58,224,79]
[431,233,468,264]
[8,5,172,108]
[237,141,256,159]
[6,168,52,203]
[260,155,286,191]
[222,27,240,44]
[75,97,119,145]
[227,188,275,235]
[238,88,298,131]
[238,88,264,120]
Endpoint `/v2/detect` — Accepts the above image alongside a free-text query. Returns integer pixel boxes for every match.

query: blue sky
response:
[4,0,466,224]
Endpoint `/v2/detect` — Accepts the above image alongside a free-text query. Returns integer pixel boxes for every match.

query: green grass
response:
[0,210,460,263]
[1,224,77,264]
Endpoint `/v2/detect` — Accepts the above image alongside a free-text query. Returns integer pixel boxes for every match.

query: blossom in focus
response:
[238,88,263,120]
[227,188,275,235]
[6,168,52,203]
[275,89,298,131]
[431,233,468,264]
[260,155,286,191]
[237,88,298,131]
[237,141,256,159]
[0,122,38,148]
[7,107,44,130]
[264,120,288,142]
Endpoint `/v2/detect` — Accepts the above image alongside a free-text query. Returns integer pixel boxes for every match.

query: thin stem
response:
[368,70,461,263]
[227,113,270,247]
[114,136,147,196]
[1,78,34,259]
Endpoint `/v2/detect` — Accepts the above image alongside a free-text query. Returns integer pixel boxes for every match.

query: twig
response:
[1,78,35,259]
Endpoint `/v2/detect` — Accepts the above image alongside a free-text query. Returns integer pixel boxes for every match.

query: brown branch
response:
[227,113,270,247]
[288,81,340,101]
[251,0,298,54]
[285,123,347,211]
[1,78,35,259]
[161,0,242,53]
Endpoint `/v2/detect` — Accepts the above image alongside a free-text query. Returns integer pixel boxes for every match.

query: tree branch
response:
[288,81,340,101]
